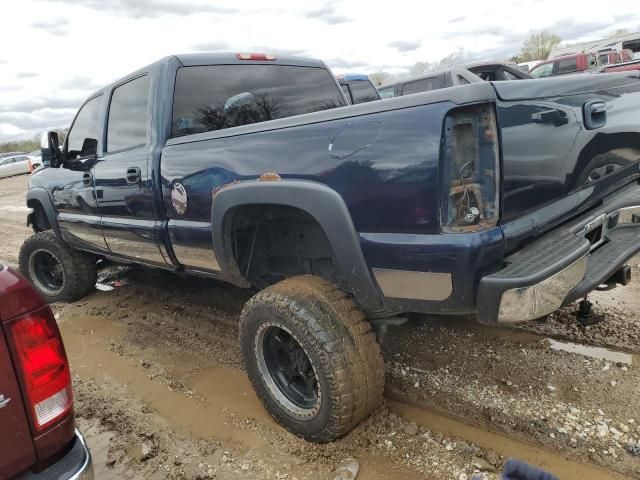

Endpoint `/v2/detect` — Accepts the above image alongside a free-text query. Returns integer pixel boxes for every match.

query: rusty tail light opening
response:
[6,307,73,432]
[441,104,500,233]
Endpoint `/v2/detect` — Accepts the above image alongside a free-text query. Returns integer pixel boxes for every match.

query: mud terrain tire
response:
[239,275,384,443]
[19,231,97,302]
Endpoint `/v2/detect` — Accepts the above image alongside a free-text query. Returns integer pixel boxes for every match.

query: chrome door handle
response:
[0,394,11,409]
[126,166,141,185]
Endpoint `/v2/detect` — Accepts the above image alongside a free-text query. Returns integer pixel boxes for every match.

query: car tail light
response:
[7,307,72,431]
[441,103,500,233]
[236,52,276,61]
[28,158,33,173]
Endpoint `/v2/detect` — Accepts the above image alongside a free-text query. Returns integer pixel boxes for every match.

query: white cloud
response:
[0,0,639,141]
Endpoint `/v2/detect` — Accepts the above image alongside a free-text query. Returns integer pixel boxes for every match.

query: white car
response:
[0,154,41,178]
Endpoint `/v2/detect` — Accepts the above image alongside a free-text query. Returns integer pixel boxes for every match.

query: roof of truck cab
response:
[174,52,326,68]
[82,53,330,105]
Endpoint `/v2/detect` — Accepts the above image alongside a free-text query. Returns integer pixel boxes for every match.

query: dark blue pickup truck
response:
[21,52,640,442]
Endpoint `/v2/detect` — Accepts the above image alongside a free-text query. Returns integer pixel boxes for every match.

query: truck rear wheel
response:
[19,231,97,303]
[239,275,384,442]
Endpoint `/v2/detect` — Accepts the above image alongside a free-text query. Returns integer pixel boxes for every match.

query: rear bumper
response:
[15,429,93,480]
[478,183,640,323]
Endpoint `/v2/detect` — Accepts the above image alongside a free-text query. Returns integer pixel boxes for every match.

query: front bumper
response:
[16,429,93,480]
[478,184,640,323]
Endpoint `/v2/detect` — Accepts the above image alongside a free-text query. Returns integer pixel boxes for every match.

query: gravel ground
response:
[1,173,639,479]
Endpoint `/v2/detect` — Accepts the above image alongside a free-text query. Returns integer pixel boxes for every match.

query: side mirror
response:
[40,131,61,168]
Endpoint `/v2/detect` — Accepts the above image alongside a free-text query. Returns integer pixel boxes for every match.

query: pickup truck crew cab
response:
[21,52,640,442]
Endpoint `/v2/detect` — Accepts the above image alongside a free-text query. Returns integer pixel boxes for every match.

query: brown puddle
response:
[62,325,270,451]
[388,398,631,480]
[59,307,420,479]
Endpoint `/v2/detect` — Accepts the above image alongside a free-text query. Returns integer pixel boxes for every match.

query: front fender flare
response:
[211,180,383,312]
[26,188,61,237]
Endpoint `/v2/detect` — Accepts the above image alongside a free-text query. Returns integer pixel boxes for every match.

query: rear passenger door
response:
[93,74,167,265]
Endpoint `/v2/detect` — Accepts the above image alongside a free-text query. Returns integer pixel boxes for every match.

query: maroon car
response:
[0,266,92,480]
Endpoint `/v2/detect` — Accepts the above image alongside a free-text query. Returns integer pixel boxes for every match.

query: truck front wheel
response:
[19,231,97,302]
[239,275,384,442]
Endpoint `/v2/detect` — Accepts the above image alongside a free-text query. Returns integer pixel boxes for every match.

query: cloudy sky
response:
[1,0,639,142]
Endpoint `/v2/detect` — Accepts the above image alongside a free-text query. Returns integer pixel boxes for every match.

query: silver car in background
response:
[0,154,40,178]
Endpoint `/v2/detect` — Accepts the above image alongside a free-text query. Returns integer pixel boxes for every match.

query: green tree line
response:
[0,130,68,154]
[0,136,40,154]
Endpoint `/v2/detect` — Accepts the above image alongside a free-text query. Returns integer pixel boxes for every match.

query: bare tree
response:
[409,61,434,76]
[437,49,469,69]
[519,31,562,61]
[369,71,392,87]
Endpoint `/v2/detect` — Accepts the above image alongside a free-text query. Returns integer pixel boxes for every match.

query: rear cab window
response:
[171,64,346,137]
[401,76,443,95]
[557,58,578,74]
[348,81,380,104]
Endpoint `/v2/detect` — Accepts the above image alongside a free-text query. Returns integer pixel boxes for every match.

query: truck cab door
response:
[53,94,108,251]
[93,74,167,266]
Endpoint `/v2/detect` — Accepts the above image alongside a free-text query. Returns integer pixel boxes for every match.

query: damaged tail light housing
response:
[7,307,73,431]
[441,104,500,233]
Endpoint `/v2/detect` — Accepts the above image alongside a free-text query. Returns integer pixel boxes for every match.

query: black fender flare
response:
[211,180,383,312]
[26,188,61,237]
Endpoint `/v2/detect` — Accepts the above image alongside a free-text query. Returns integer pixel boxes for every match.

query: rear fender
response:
[210,180,384,312]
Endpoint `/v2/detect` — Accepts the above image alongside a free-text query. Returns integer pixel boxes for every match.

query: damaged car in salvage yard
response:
[16,51,640,443]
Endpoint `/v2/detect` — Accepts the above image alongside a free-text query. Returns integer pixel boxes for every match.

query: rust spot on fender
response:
[212,179,240,199]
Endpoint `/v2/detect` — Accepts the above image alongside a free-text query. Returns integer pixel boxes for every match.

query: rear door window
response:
[401,76,443,95]
[107,75,150,152]
[171,65,346,137]
[348,81,379,104]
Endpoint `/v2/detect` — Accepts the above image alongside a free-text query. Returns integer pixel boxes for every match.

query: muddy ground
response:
[1,173,640,479]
